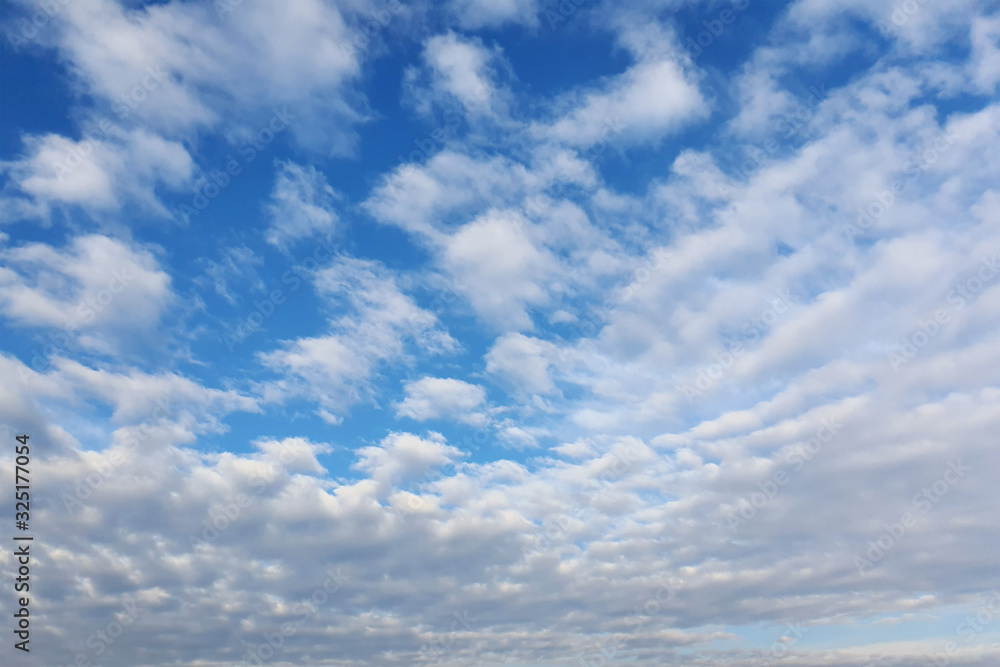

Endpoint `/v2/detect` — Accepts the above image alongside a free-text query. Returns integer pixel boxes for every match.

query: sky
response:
[0,0,999,665]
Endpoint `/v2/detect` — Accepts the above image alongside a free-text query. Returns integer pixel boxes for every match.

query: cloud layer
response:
[1,1,999,666]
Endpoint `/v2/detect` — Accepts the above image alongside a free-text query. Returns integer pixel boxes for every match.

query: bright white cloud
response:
[1,128,193,218]
[542,57,706,147]
[394,376,488,425]
[364,150,625,330]
[404,31,513,125]
[0,234,173,353]
[442,210,556,330]
[3,1,1000,665]
[253,436,332,474]
[0,0,374,222]
[40,0,364,149]
[364,151,532,238]
[537,23,707,148]
[424,32,496,110]
[485,332,559,395]
[353,431,463,496]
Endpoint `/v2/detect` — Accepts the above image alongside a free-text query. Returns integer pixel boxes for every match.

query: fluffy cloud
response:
[970,13,1000,93]
[3,0,1000,665]
[394,376,489,425]
[0,234,173,353]
[34,0,364,148]
[0,0,376,222]
[442,210,556,329]
[415,32,509,119]
[485,332,560,395]
[1,128,193,219]
[536,23,707,147]
[541,57,707,147]
[353,431,464,495]
[364,150,626,330]
[363,151,532,238]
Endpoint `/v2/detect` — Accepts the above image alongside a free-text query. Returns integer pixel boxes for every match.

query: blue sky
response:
[1,0,1000,665]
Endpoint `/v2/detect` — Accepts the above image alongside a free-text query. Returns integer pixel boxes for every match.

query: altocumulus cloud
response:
[1,0,1000,665]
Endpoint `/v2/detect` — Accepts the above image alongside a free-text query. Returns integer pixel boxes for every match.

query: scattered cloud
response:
[394,376,489,425]
[3,1,1000,665]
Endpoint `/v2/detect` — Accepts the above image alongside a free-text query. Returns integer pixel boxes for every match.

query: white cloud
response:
[394,376,489,425]
[970,13,1000,93]
[264,161,340,249]
[364,150,623,331]
[364,151,532,238]
[541,57,706,147]
[0,234,173,353]
[3,2,1000,664]
[253,436,332,474]
[425,32,495,110]
[259,255,458,418]
[53,356,259,425]
[495,423,545,449]
[1,351,259,460]
[1,0,374,221]
[353,431,464,496]
[1,128,193,218]
[552,438,596,459]
[442,210,556,330]
[786,0,981,56]
[3,338,1000,666]
[536,23,706,148]
[4,387,996,666]
[41,0,364,150]
[405,31,513,124]
[485,332,559,395]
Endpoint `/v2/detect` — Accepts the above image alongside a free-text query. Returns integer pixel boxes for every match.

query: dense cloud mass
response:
[1,0,999,665]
